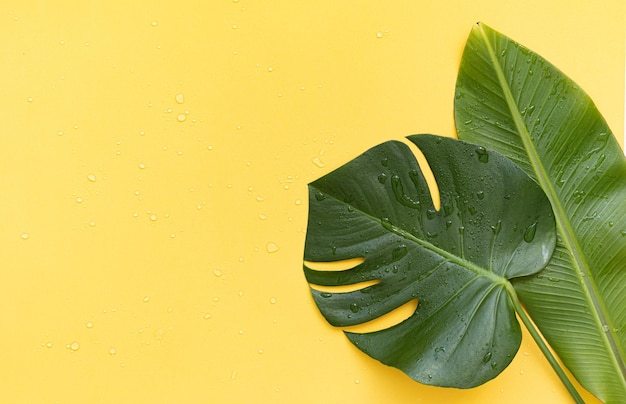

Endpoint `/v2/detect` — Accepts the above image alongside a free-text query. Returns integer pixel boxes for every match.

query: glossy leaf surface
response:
[304,135,556,388]
[455,23,626,402]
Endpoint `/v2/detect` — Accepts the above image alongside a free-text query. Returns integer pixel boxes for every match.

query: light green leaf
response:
[455,22,626,403]
[304,135,556,388]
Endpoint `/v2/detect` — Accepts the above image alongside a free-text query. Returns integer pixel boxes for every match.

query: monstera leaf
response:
[455,23,626,402]
[304,135,556,388]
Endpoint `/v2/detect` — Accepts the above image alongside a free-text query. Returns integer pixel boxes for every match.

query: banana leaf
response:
[455,22,626,403]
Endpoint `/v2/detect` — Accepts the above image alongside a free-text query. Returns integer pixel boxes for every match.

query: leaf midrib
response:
[476,23,626,384]
[310,183,505,286]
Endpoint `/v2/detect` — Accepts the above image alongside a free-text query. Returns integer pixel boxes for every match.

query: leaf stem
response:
[505,283,585,404]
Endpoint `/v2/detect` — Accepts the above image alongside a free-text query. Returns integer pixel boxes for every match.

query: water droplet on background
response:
[143,296,150,302]
[204,313,212,319]
[213,269,222,277]
[266,242,279,253]
[376,31,383,38]
[21,233,29,240]
[177,114,186,122]
[69,342,80,351]
[87,174,96,182]
[175,93,184,104]
[312,157,325,168]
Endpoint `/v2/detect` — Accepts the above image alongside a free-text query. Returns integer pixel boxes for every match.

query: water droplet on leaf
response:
[475,147,489,163]
[523,222,537,242]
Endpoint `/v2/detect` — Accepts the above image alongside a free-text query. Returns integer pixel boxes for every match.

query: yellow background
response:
[1,1,623,403]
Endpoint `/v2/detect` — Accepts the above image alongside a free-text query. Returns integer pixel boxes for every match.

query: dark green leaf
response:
[304,135,556,388]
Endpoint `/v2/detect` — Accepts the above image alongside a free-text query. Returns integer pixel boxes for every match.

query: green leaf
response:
[304,135,556,388]
[455,22,626,402]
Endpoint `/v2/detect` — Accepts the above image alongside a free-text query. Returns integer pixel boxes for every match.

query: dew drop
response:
[266,242,279,253]
[143,296,150,302]
[151,21,158,26]
[213,269,222,277]
[177,114,186,122]
[320,292,332,298]
[175,93,184,104]
[602,324,610,332]
[376,31,383,38]
[377,173,388,184]
[258,213,267,220]
[349,303,359,313]
[392,245,408,261]
[87,174,96,182]
[150,214,157,221]
[258,349,264,354]
[109,347,117,355]
[270,297,277,304]
[70,342,80,351]
[204,313,212,319]
[76,197,83,203]
[312,156,325,167]
[21,233,29,240]
[476,190,485,200]
[86,322,93,328]
[482,351,492,363]
[523,222,537,242]
[491,220,502,235]
[475,147,489,163]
